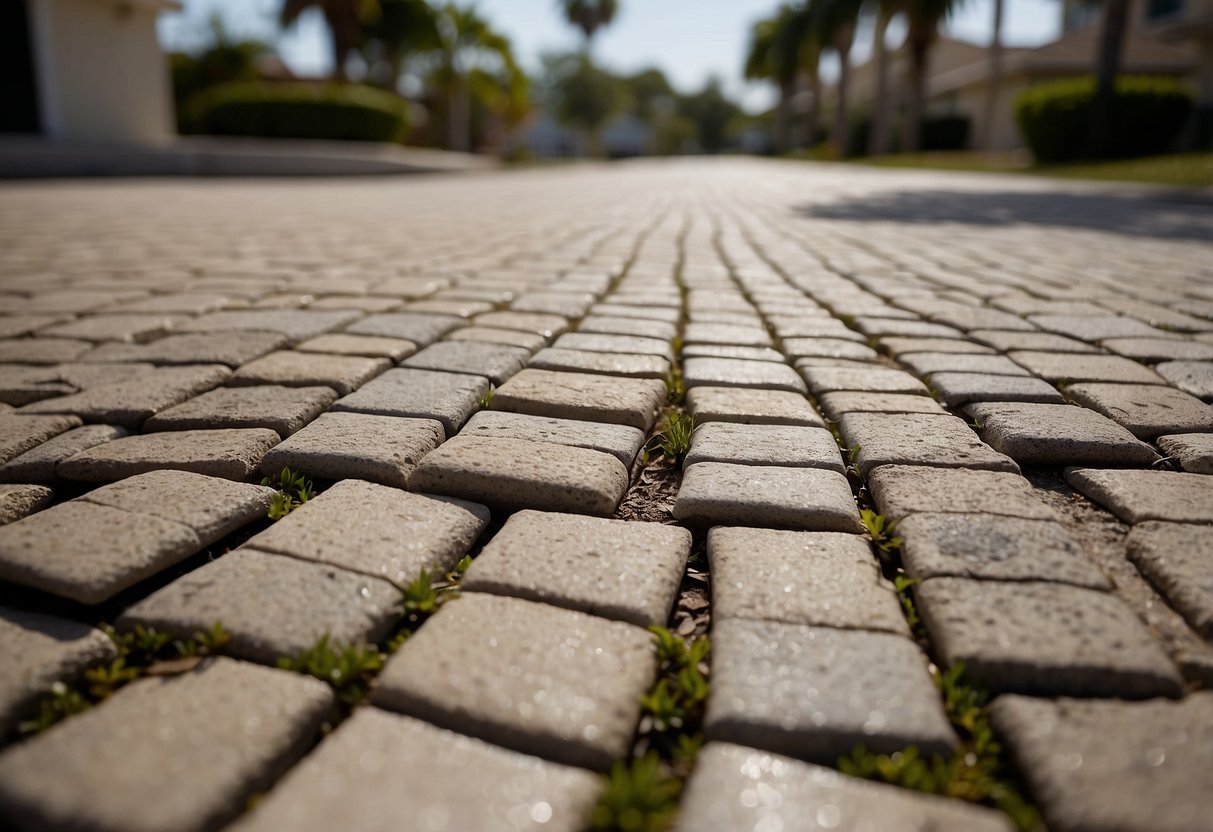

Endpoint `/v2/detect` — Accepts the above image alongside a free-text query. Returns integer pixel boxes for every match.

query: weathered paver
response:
[409,435,629,516]
[475,310,568,339]
[231,708,603,832]
[258,411,444,487]
[683,357,806,394]
[674,462,860,531]
[801,366,929,396]
[17,364,230,427]
[0,424,127,483]
[898,513,1108,588]
[81,332,288,367]
[491,369,665,431]
[708,527,907,633]
[930,372,1065,407]
[1155,359,1213,400]
[40,313,185,343]
[0,658,333,832]
[676,743,1014,832]
[343,311,464,345]
[0,606,117,734]
[1065,382,1213,439]
[228,350,389,396]
[56,427,279,481]
[1007,351,1164,385]
[331,367,488,434]
[1127,521,1213,638]
[120,547,402,663]
[245,479,488,584]
[839,412,1020,473]
[460,409,644,468]
[402,340,531,384]
[991,694,1213,832]
[528,346,670,379]
[684,422,844,472]
[818,390,948,419]
[0,484,53,525]
[372,592,656,770]
[0,413,83,463]
[179,309,361,342]
[685,386,824,427]
[1157,433,1213,473]
[916,578,1182,697]
[144,385,335,437]
[294,333,417,361]
[462,510,690,626]
[965,401,1159,466]
[1067,467,1213,524]
[869,465,1057,521]
[705,618,955,762]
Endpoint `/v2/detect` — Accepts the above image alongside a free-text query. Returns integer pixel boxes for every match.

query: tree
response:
[900,0,958,152]
[1087,0,1131,157]
[678,77,742,153]
[978,0,1004,150]
[744,4,812,153]
[819,0,864,157]
[543,51,626,142]
[867,0,900,155]
[426,4,525,151]
[558,0,619,48]
[280,0,374,81]
[360,0,438,91]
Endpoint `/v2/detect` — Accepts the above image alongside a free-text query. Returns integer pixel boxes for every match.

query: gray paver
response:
[40,314,184,343]
[578,314,677,340]
[17,365,231,427]
[246,478,488,584]
[681,343,785,362]
[965,401,1159,466]
[294,333,417,361]
[0,657,333,832]
[818,391,948,419]
[231,708,602,832]
[1157,433,1213,473]
[673,462,860,531]
[331,367,488,434]
[705,618,955,762]
[685,386,824,427]
[801,366,930,396]
[1007,351,1164,384]
[462,509,690,626]
[991,693,1213,832]
[0,607,118,734]
[475,311,568,339]
[1065,382,1213,439]
[1066,467,1213,524]
[0,500,201,604]
[492,369,665,431]
[683,357,806,394]
[901,352,1030,377]
[459,410,644,468]
[0,338,92,365]
[0,424,127,483]
[179,309,361,342]
[345,312,464,345]
[1155,360,1213,400]
[839,412,1020,473]
[929,372,1065,406]
[1028,313,1176,341]
[259,411,444,487]
[684,422,844,472]
[120,548,402,663]
[445,325,550,352]
[676,743,1014,832]
[970,329,1101,354]
[0,414,83,463]
[408,435,629,516]
[528,347,670,379]
[683,322,772,347]
[81,332,288,367]
[0,484,53,525]
[880,336,996,356]
[229,350,389,396]
[372,592,656,770]
[1127,521,1213,639]
[402,340,531,384]
[1103,336,1213,363]
[916,578,1181,697]
[783,337,879,361]
[144,385,336,437]
[57,427,279,481]
[869,465,1058,521]
[898,513,1108,588]
[708,527,907,633]
[553,331,674,362]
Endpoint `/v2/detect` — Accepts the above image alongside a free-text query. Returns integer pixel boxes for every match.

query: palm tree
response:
[1088,0,1131,157]
[360,0,438,91]
[428,4,524,152]
[280,0,375,81]
[900,0,958,152]
[558,0,619,48]
[867,0,901,156]
[978,0,1004,150]
[744,4,812,154]
[819,0,864,157]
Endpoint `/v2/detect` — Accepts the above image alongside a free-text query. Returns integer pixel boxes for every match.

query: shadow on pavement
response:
[794,188,1213,242]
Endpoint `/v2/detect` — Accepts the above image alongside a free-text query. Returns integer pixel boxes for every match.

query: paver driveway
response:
[0,160,1211,832]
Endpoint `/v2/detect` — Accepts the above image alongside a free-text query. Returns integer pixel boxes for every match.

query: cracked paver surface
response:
[1,160,1211,832]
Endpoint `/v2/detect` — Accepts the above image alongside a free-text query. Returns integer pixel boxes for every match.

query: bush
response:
[189,82,409,143]
[1015,75,1194,163]
[848,114,970,157]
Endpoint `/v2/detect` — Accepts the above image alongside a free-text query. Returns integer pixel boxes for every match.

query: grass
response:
[261,466,314,520]
[853,150,1213,188]
[647,410,694,463]
[276,636,384,707]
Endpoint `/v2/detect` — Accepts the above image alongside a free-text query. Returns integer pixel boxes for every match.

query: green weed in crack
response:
[859,509,903,562]
[261,466,314,520]
[647,410,694,464]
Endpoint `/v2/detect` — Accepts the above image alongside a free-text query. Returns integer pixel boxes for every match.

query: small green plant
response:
[387,560,470,651]
[18,682,90,734]
[859,509,902,559]
[642,626,709,761]
[588,753,682,832]
[261,466,313,520]
[648,411,694,462]
[277,635,384,706]
[479,386,495,409]
[664,367,685,407]
[845,444,862,478]
[893,575,922,634]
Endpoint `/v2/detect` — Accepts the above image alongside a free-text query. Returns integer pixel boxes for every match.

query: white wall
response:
[29,0,177,144]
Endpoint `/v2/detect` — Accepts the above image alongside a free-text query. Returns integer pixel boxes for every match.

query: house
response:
[2,0,179,145]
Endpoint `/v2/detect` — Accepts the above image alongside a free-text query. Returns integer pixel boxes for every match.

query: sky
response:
[158,0,1064,112]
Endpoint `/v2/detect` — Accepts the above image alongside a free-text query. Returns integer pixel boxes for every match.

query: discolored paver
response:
[674,462,860,531]
[839,412,1020,473]
[992,694,1213,832]
[1065,382,1213,440]
[331,367,488,435]
[245,478,488,584]
[408,435,629,516]
[965,401,1159,466]
[462,510,690,626]
[708,527,907,633]
[685,386,824,427]
[231,708,602,832]
[916,578,1181,697]
[676,743,1015,832]
[120,548,402,663]
[1127,521,1213,639]
[0,484,53,525]
[705,618,955,763]
[491,369,665,432]
[144,385,336,437]
[1066,467,1213,524]
[0,657,333,832]
[684,422,844,472]
[372,592,656,771]
[56,427,279,481]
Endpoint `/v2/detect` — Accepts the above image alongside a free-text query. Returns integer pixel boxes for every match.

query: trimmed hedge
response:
[848,114,971,157]
[1015,75,1194,163]
[189,82,409,143]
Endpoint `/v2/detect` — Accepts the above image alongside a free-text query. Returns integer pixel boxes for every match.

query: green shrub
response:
[848,114,970,157]
[1015,75,1194,163]
[189,82,409,143]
